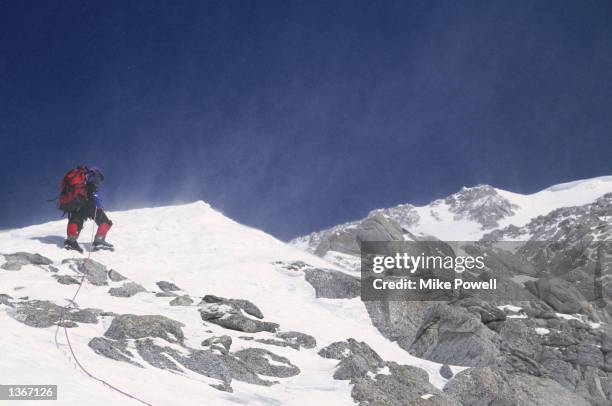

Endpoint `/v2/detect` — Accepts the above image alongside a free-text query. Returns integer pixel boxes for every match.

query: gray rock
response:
[104,314,185,343]
[88,337,142,367]
[320,339,454,405]
[210,314,279,333]
[108,282,146,298]
[526,277,587,314]
[199,301,279,333]
[233,348,300,378]
[7,300,99,328]
[509,373,590,406]
[255,332,318,351]
[303,268,360,299]
[440,364,453,379]
[444,185,517,229]
[1,252,53,271]
[217,354,277,387]
[108,269,127,282]
[314,213,405,256]
[0,293,13,307]
[456,297,506,324]
[63,258,109,286]
[275,331,317,349]
[135,338,182,371]
[52,275,80,285]
[444,367,516,406]
[156,281,180,292]
[408,303,500,367]
[575,344,604,369]
[155,291,178,297]
[202,295,264,319]
[202,335,232,352]
[169,295,194,306]
[131,338,275,389]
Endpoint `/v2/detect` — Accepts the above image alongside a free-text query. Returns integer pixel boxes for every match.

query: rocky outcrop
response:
[202,335,232,353]
[314,213,405,257]
[169,295,194,306]
[303,268,360,299]
[156,281,181,292]
[1,252,53,271]
[90,312,293,392]
[253,331,317,350]
[88,337,142,367]
[233,348,300,378]
[62,258,108,286]
[104,314,185,343]
[198,297,279,333]
[319,339,456,405]
[108,282,147,298]
[8,299,100,328]
[444,185,518,229]
[408,303,500,367]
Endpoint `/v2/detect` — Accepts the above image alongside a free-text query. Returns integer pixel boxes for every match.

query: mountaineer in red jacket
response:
[59,166,114,253]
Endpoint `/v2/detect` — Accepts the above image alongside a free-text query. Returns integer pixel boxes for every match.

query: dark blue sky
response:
[1,1,612,239]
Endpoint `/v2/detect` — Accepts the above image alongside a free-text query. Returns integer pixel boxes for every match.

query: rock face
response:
[408,303,500,367]
[303,268,360,299]
[319,339,456,405]
[1,252,53,271]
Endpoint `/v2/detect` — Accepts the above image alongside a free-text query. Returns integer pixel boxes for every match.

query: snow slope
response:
[0,202,454,406]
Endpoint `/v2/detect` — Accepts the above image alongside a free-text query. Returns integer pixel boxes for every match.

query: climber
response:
[59,165,114,253]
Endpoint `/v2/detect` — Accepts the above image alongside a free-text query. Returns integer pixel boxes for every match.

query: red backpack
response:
[59,166,89,212]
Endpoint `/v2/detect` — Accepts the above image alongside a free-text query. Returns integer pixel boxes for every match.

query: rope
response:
[54,207,153,406]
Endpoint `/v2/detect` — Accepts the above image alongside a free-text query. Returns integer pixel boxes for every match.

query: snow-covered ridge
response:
[291,175,612,252]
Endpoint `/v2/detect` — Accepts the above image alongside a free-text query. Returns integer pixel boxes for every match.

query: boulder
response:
[199,301,278,333]
[156,281,180,292]
[108,282,146,298]
[440,364,453,379]
[104,314,185,343]
[1,252,53,271]
[108,269,127,282]
[63,258,108,286]
[303,268,360,299]
[169,295,193,306]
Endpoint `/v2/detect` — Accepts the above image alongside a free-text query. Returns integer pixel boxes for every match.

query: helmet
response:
[88,166,104,185]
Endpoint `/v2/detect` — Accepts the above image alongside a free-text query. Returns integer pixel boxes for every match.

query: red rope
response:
[55,208,153,406]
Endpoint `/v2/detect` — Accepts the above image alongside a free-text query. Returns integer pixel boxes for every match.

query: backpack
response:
[58,166,89,212]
